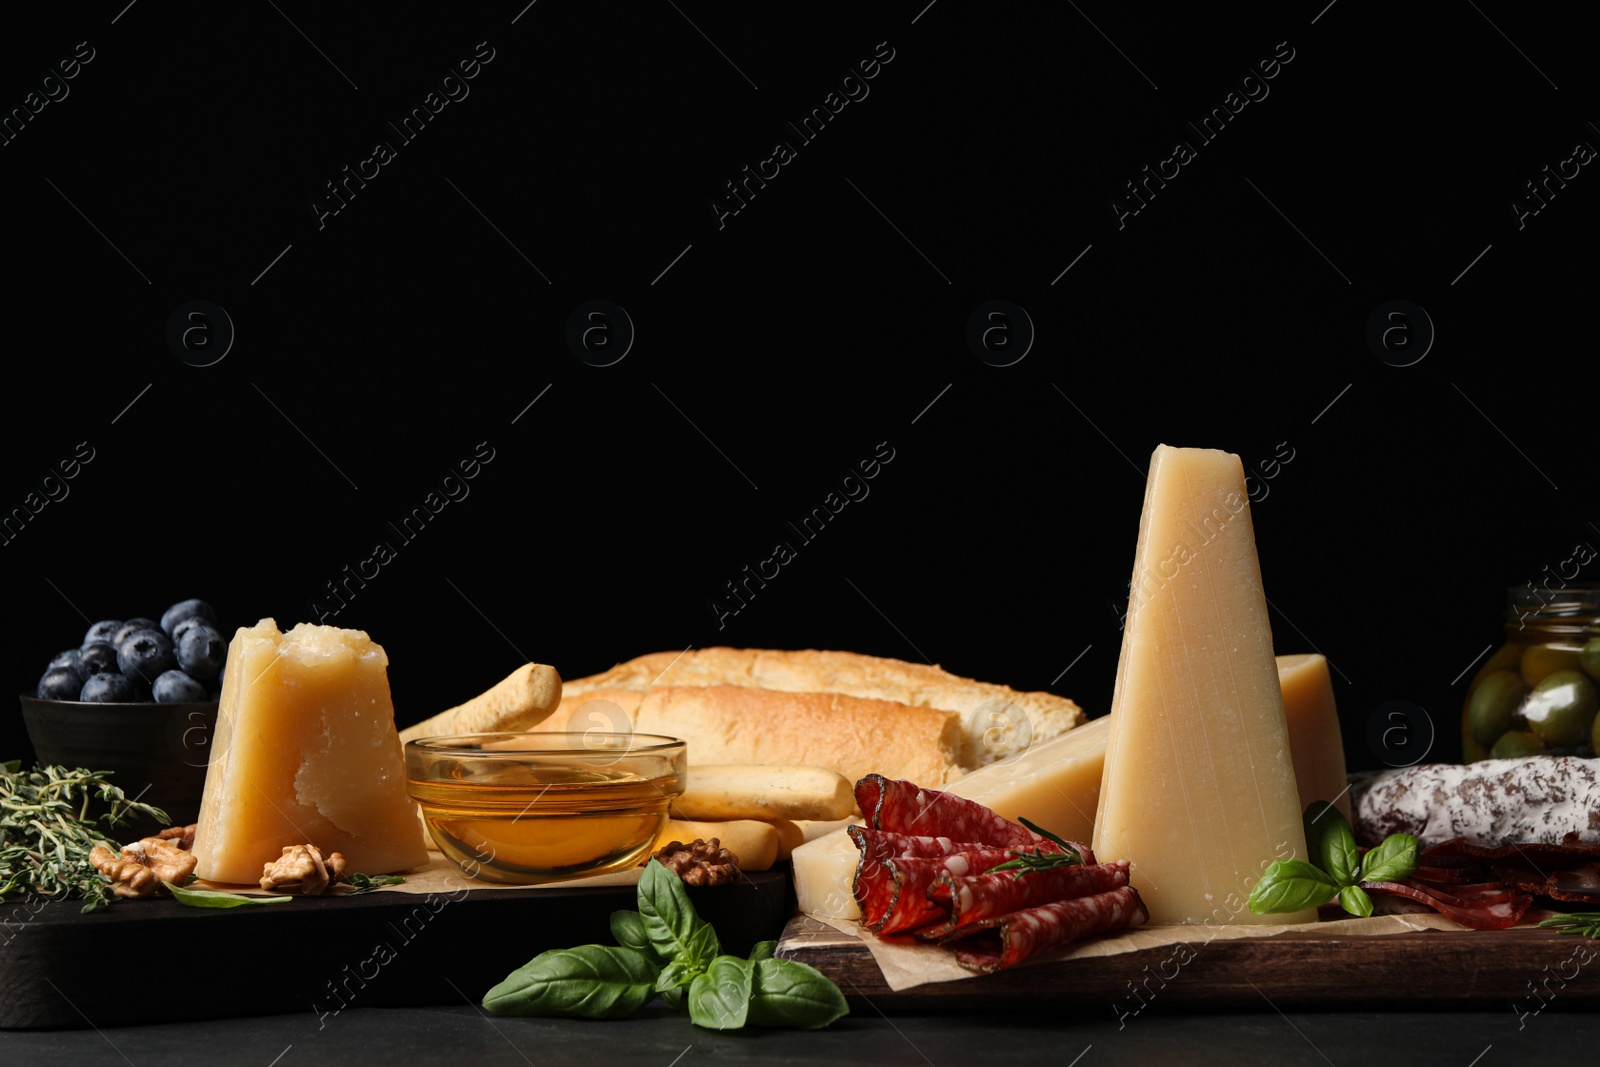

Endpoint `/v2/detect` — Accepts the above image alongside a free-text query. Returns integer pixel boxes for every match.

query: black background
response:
[3,2,1595,773]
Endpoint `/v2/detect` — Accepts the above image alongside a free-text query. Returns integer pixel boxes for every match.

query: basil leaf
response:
[654,956,702,995]
[747,957,849,1030]
[749,940,777,962]
[1360,833,1420,884]
[163,881,292,908]
[483,945,657,1019]
[687,955,753,1031]
[1247,860,1339,914]
[1303,802,1358,887]
[637,860,720,970]
[661,985,687,1010]
[610,910,664,968]
[1339,885,1373,918]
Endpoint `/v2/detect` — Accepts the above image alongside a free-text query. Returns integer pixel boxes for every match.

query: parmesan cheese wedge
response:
[1093,446,1314,925]
[192,620,429,884]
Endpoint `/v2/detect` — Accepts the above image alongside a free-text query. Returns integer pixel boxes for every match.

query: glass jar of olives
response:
[1461,586,1600,762]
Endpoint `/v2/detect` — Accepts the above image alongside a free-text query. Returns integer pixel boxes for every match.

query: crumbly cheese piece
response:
[1277,654,1350,820]
[790,718,1111,921]
[1093,446,1314,925]
[192,619,429,884]
[1351,756,1600,847]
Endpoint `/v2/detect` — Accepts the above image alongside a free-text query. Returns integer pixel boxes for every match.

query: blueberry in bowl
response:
[21,598,229,830]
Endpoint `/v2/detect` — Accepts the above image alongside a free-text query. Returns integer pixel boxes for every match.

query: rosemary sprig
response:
[983,817,1084,878]
[1539,913,1600,939]
[342,872,406,894]
[0,759,170,913]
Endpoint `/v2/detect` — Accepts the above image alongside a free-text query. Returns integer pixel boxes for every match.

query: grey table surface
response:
[2,1004,1592,1066]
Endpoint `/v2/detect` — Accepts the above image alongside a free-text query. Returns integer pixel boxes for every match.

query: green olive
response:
[1592,703,1600,756]
[1581,637,1600,681]
[1521,645,1583,687]
[1490,730,1545,759]
[1461,728,1488,764]
[1522,669,1600,748]
[1466,670,1527,748]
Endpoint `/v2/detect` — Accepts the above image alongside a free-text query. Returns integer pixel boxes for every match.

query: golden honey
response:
[405,733,686,884]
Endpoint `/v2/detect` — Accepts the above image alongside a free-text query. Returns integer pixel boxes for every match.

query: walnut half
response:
[90,836,199,899]
[652,837,740,887]
[260,844,349,895]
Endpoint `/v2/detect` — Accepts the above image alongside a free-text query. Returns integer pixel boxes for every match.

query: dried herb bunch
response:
[0,760,170,913]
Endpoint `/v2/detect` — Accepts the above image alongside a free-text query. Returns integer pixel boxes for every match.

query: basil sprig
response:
[1248,803,1419,917]
[482,859,847,1030]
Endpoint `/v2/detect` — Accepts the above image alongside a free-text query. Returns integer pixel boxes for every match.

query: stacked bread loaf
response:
[551,647,1087,787]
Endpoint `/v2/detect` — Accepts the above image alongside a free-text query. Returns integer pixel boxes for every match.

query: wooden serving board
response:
[774,915,1600,1010]
[0,872,790,1030]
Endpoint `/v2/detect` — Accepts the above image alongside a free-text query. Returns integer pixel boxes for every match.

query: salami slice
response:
[918,860,1131,940]
[847,827,1019,934]
[1361,879,1531,929]
[855,774,1086,857]
[945,885,1149,974]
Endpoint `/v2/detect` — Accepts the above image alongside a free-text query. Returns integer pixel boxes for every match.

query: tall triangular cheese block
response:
[193,619,429,884]
[1093,446,1314,925]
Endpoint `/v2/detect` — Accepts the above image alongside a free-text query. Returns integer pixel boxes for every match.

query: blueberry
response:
[153,669,207,703]
[48,648,83,675]
[37,666,84,700]
[117,628,176,684]
[112,618,161,647]
[79,641,119,676]
[84,620,123,647]
[175,625,226,682]
[160,599,217,638]
[171,614,219,646]
[80,672,137,702]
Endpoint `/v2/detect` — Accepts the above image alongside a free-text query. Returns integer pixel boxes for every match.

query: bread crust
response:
[563,647,1085,765]
[633,685,965,786]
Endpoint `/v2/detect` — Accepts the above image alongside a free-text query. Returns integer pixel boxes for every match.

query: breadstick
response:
[673,764,854,822]
[398,663,563,744]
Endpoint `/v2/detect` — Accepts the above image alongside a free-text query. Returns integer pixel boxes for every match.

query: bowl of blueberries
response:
[20,598,228,829]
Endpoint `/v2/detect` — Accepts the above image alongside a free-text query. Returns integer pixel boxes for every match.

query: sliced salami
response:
[847,826,1018,934]
[917,860,1131,940]
[1361,879,1531,929]
[945,885,1149,974]
[855,774,1086,857]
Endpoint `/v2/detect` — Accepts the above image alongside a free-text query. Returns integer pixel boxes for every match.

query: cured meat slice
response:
[1350,758,1600,848]
[918,860,1131,940]
[855,774,1088,857]
[848,829,1021,935]
[1361,879,1531,929]
[945,885,1149,974]
[1423,836,1600,904]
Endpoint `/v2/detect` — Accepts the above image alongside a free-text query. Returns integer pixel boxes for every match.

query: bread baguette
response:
[564,648,1085,766]
[634,685,965,786]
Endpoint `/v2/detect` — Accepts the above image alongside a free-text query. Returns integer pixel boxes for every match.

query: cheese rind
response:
[1093,446,1314,925]
[193,619,429,884]
[1277,653,1350,821]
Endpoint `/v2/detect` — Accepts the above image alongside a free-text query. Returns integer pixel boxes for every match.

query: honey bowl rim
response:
[404,731,685,760]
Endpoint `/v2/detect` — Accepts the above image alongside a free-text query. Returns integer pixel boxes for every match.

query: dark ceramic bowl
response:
[18,696,218,835]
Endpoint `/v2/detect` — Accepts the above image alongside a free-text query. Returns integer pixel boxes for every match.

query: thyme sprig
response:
[0,759,170,913]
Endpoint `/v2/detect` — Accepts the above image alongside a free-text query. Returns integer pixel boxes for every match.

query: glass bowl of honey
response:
[405,732,686,884]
